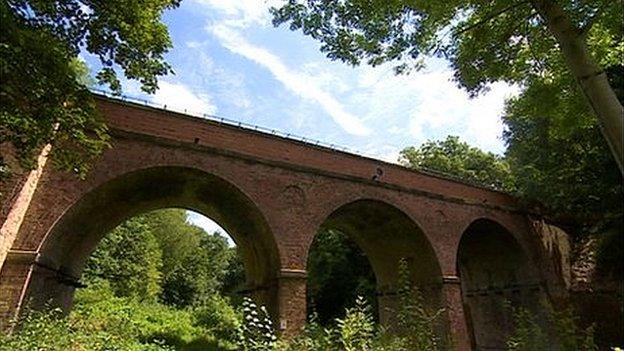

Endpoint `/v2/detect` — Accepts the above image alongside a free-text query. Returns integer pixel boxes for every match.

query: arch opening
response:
[306,228,377,324]
[457,218,546,350]
[307,199,445,329]
[24,166,280,318]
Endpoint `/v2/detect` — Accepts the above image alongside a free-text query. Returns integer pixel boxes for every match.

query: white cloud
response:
[348,58,518,153]
[210,24,371,136]
[152,81,217,115]
[193,0,279,27]
[167,0,518,159]
[186,41,202,48]
[375,146,402,164]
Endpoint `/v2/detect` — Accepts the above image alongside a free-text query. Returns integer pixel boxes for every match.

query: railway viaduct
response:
[0,94,573,350]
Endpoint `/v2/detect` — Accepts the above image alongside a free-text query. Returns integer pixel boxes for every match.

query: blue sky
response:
[83,0,519,240]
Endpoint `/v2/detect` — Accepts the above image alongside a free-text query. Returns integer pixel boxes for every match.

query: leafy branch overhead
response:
[272,0,624,171]
[0,0,179,179]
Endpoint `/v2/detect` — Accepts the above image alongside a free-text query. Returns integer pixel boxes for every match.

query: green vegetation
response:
[307,229,377,324]
[507,306,597,351]
[271,0,624,171]
[256,258,446,351]
[1,208,243,351]
[1,0,178,179]
[0,281,238,351]
[1,243,601,351]
[84,209,243,307]
[399,136,514,191]
[503,66,623,228]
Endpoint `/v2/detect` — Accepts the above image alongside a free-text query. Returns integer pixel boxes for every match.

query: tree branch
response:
[454,0,531,36]
[579,2,607,36]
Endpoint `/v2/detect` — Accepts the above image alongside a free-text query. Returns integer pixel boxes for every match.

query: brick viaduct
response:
[0,95,572,350]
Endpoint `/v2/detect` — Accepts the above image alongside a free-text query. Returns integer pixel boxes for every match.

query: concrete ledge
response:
[278,269,307,279]
[442,275,461,285]
[4,250,38,265]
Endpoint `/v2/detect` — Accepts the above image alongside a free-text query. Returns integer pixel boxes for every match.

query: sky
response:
[82,0,519,242]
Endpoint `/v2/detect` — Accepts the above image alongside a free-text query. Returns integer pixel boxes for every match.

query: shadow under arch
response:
[25,166,281,317]
[311,198,445,328]
[457,218,547,350]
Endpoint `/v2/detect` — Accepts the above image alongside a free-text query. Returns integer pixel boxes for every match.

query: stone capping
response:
[4,250,38,265]
[278,269,307,279]
[442,275,461,285]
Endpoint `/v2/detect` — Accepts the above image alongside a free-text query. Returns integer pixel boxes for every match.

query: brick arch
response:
[305,198,445,327]
[24,166,281,316]
[456,217,547,350]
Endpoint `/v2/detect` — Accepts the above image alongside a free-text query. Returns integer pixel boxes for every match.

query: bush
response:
[0,282,239,351]
[192,295,241,344]
[237,297,277,351]
[507,304,598,351]
[0,307,173,351]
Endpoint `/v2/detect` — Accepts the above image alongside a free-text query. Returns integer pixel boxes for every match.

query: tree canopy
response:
[84,209,243,308]
[399,135,515,191]
[503,64,623,229]
[1,0,179,179]
[271,0,624,171]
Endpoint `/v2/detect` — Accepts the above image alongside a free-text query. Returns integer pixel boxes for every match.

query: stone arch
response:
[457,217,546,350]
[308,198,445,327]
[25,166,281,316]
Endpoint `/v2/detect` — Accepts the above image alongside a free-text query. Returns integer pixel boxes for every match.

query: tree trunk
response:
[532,0,624,173]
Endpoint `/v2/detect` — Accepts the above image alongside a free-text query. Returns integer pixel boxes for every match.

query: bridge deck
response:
[96,94,519,212]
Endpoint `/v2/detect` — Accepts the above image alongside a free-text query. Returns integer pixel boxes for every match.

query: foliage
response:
[0,307,173,351]
[84,209,245,308]
[1,0,178,178]
[237,297,277,351]
[275,259,446,351]
[0,282,239,351]
[307,229,377,324]
[275,293,444,351]
[75,209,245,350]
[400,135,515,191]
[220,245,246,304]
[336,296,375,351]
[506,308,550,351]
[507,305,598,351]
[83,216,163,301]
[503,66,623,228]
[393,258,445,350]
[192,295,241,344]
[147,209,238,307]
[275,312,335,351]
[271,0,621,91]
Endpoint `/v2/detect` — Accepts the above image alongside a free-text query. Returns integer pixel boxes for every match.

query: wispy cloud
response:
[210,24,371,136]
[194,0,278,27]
[349,59,518,153]
[153,81,217,115]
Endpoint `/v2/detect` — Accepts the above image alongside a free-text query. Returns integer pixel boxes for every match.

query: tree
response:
[307,229,377,325]
[83,209,245,307]
[143,209,242,307]
[503,65,623,230]
[271,0,624,171]
[83,216,163,301]
[1,0,179,179]
[399,135,515,191]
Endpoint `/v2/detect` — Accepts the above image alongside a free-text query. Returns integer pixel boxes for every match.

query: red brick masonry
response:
[0,95,574,350]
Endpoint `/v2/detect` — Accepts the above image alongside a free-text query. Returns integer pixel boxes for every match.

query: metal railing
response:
[89,88,507,194]
[91,88,366,157]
